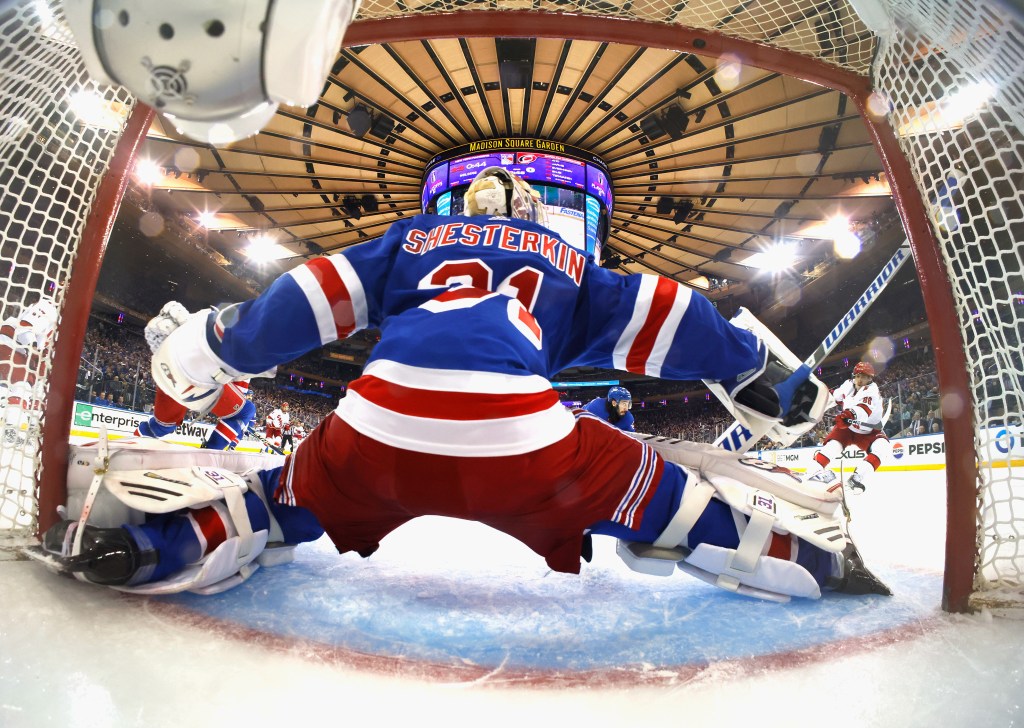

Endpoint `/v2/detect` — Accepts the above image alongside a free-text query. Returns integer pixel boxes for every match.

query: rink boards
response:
[760,426,1024,472]
[65,400,1023,468]
[68,400,270,453]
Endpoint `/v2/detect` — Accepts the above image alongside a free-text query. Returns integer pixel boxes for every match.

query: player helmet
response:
[853,361,875,377]
[464,167,548,225]
[608,386,631,402]
[281,402,289,409]
[62,0,359,145]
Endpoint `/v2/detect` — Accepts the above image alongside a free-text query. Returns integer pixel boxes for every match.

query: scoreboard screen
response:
[422,141,612,260]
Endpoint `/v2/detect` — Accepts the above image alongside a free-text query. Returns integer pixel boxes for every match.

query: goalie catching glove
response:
[148,303,260,417]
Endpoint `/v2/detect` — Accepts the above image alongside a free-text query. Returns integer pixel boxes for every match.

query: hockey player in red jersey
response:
[35,168,889,600]
[266,402,291,451]
[807,361,892,493]
[0,296,58,445]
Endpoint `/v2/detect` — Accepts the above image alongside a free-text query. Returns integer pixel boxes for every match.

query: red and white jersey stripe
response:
[337,359,575,457]
[612,275,693,377]
[575,410,659,529]
[289,255,369,344]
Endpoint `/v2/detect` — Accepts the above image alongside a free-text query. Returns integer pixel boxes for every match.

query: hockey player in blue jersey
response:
[583,386,635,432]
[36,167,889,601]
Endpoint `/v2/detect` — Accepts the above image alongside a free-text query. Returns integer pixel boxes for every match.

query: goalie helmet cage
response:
[0,0,1019,613]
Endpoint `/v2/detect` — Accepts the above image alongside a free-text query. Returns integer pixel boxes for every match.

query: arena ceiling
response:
[126,3,900,310]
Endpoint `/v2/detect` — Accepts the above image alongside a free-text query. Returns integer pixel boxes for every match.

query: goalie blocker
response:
[708,307,830,449]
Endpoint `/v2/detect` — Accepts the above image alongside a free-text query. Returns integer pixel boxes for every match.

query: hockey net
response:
[0,1,137,546]
[0,0,1021,611]
[868,0,1023,612]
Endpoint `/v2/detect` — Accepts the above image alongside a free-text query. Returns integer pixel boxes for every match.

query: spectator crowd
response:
[77,316,351,439]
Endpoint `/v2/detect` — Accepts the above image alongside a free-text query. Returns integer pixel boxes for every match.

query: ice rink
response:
[2,467,1022,727]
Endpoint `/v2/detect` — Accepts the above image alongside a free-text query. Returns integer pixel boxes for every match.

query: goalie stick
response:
[713,243,912,454]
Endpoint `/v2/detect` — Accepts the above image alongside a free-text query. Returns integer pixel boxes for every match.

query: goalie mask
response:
[464,167,548,225]
[62,0,360,145]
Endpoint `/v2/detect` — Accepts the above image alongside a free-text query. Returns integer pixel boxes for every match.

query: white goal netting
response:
[0,0,135,543]
[871,0,1024,610]
[0,0,1020,609]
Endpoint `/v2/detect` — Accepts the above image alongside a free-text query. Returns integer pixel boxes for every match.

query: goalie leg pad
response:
[633,436,845,517]
[111,468,292,595]
[57,441,293,594]
[617,443,851,601]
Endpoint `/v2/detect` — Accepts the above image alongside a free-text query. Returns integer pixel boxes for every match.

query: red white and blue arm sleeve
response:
[566,266,762,382]
[204,220,413,375]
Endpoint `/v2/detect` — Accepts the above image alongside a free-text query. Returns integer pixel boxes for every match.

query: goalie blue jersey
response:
[209,214,761,456]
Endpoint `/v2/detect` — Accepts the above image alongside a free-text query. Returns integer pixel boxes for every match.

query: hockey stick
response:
[881,398,893,428]
[713,243,912,454]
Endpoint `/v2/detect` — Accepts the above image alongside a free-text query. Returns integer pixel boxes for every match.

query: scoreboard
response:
[421,139,613,260]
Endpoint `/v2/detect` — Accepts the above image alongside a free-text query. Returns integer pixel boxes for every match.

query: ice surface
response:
[2,469,1022,727]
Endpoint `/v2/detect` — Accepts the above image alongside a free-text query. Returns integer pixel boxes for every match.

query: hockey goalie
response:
[29,167,890,602]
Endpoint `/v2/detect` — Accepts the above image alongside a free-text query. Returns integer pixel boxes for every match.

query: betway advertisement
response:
[763,425,1024,472]
[70,401,263,452]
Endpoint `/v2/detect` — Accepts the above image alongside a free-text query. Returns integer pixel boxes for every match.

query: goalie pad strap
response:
[652,478,714,549]
[241,470,285,544]
[219,478,255,561]
[731,499,775,574]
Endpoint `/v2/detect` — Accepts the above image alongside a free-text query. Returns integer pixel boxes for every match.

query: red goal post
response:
[1,0,1020,614]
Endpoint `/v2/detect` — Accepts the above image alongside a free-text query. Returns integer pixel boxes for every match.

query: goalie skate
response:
[827,542,892,596]
[26,520,156,586]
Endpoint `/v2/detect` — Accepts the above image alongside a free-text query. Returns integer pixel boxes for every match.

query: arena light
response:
[740,241,797,272]
[896,80,995,137]
[826,215,862,259]
[245,233,291,262]
[67,88,129,131]
[133,159,163,187]
[33,0,55,28]
[196,210,219,229]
